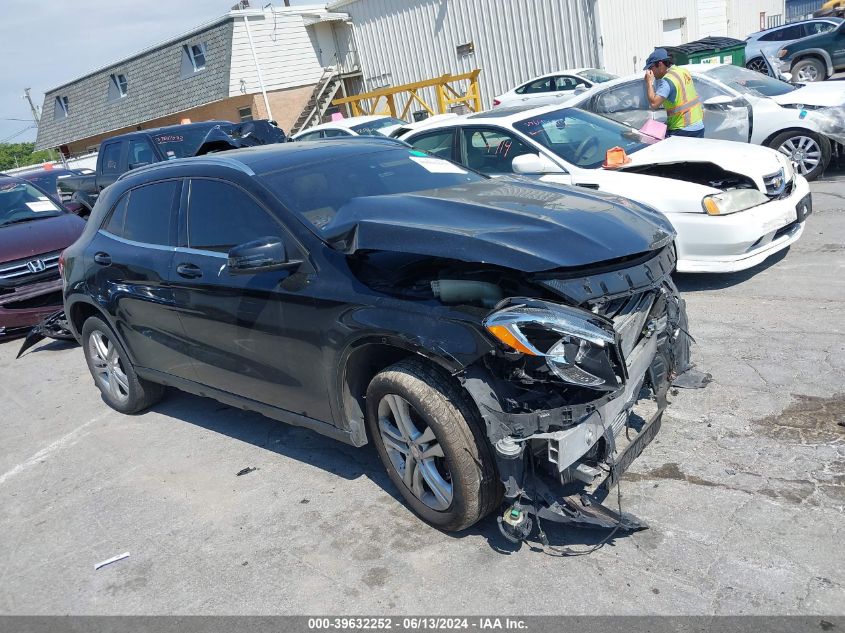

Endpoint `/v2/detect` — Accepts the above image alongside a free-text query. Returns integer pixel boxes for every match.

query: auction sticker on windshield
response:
[26,201,60,212]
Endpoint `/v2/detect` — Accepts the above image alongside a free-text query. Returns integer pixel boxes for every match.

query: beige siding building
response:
[35,6,361,155]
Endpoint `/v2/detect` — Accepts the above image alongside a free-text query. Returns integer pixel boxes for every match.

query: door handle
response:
[176,263,203,279]
[93,252,111,266]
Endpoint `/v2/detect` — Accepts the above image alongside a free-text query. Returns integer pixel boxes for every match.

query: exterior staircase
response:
[290,69,343,135]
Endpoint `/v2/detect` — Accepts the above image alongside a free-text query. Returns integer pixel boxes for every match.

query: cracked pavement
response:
[0,170,843,615]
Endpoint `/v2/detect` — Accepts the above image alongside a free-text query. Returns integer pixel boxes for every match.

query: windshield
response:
[577,69,617,84]
[513,108,651,169]
[151,125,230,158]
[350,117,407,136]
[0,180,64,226]
[258,147,484,234]
[706,65,796,97]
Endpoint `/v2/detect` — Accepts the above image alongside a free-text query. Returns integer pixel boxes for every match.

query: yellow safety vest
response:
[663,67,704,130]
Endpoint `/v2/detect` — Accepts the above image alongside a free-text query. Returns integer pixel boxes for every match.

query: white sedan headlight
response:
[702,189,769,216]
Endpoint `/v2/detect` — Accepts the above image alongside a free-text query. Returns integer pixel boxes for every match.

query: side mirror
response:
[574,85,588,95]
[227,236,300,274]
[512,153,564,175]
[703,95,735,108]
[63,201,87,217]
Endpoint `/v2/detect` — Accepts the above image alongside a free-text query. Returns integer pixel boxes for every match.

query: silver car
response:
[745,17,842,75]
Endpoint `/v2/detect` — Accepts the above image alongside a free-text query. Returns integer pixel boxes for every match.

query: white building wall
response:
[699,0,728,36]
[228,11,325,97]
[726,0,786,38]
[595,0,700,75]
[333,0,600,110]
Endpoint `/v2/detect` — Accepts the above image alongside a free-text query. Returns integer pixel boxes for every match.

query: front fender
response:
[790,48,834,75]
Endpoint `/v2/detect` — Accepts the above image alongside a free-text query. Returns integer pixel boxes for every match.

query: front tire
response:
[769,130,830,181]
[791,57,826,83]
[366,359,501,532]
[81,316,165,414]
[746,57,771,75]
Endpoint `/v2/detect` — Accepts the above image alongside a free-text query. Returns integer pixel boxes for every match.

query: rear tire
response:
[791,57,826,83]
[366,358,501,532]
[81,316,165,414]
[769,130,830,181]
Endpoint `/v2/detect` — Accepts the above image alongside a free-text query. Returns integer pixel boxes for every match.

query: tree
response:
[0,143,53,171]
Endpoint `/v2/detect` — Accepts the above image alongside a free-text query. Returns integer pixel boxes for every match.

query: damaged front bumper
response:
[463,247,694,536]
[674,175,811,273]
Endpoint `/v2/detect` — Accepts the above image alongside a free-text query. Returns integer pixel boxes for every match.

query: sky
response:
[0,0,314,145]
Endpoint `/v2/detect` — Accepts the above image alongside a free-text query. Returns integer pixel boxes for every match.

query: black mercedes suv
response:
[62,139,691,537]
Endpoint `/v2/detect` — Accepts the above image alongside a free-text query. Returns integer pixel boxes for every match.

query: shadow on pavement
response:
[152,388,638,554]
[673,247,789,292]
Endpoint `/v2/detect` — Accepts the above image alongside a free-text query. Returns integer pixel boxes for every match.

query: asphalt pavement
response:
[0,170,843,615]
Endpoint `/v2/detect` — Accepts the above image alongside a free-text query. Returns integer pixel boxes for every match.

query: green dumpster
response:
[664,37,746,67]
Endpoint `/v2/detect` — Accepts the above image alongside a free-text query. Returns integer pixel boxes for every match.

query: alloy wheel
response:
[377,394,453,511]
[746,58,771,76]
[778,135,822,176]
[88,330,130,404]
[795,64,820,82]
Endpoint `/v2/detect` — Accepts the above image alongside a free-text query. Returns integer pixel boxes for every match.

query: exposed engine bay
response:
[621,161,758,191]
[350,243,696,540]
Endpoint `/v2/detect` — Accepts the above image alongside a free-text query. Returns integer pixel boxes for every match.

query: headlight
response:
[702,189,769,215]
[483,298,622,390]
[777,49,788,58]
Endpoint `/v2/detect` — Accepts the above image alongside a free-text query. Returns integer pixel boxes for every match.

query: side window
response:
[780,25,804,40]
[100,142,122,175]
[807,21,838,35]
[122,180,180,245]
[461,127,534,174]
[104,194,129,235]
[517,77,554,94]
[296,131,321,141]
[758,30,781,42]
[554,75,589,91]
[591,81,647,115]
[187,179,282,252]
[408,129,455,159]
[128,139,155,169]
[692,77,732,102]
[321,129,351,138]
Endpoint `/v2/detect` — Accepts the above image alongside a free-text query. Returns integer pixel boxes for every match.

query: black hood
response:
[322,180,675,273]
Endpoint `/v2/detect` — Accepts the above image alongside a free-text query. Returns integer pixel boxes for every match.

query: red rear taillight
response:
[58,251,65,277]
[493,98,501,107]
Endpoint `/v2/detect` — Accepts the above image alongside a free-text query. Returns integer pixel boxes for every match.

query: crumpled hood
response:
[322,180,674,273]
[771,83,845,108]
[623,136,784,177]
[0,213,85,263]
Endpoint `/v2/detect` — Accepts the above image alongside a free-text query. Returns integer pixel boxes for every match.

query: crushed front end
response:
[460,246,693,538]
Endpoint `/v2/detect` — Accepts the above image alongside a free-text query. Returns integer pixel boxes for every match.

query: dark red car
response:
[0,176,85,336]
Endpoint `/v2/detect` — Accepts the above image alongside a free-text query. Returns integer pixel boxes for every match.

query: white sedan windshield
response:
[705,65,795,97]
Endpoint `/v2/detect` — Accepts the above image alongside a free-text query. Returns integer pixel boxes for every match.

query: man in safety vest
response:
[643,48,705,138]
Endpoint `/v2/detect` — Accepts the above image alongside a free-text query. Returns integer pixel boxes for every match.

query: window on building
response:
[54,96,69,120]
[108,73,128,102]
[238,106,253,122]
[183,42,207,73]
[187,179,282,252]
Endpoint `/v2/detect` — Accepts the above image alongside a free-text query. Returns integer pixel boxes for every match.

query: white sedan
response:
[563,63,845,180]
[493,68,617,107]
[291,115,406,141]
[399,105,811,274]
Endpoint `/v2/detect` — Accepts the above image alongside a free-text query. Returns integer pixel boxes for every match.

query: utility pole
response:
[22,88,61,165]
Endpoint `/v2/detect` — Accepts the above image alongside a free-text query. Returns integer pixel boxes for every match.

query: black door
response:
[169,177,327,419]
[90,179,197,379]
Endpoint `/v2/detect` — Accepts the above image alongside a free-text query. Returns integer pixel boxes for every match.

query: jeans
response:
[667,128,705,138]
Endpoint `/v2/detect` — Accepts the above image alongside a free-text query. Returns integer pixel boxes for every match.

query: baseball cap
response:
[644,48,671,70]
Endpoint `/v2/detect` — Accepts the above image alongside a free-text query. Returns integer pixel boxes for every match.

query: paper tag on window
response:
[26,201,59,212]
[409,156,467,174]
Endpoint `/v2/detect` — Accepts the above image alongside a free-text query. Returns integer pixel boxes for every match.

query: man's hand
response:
[644,69,655,85]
